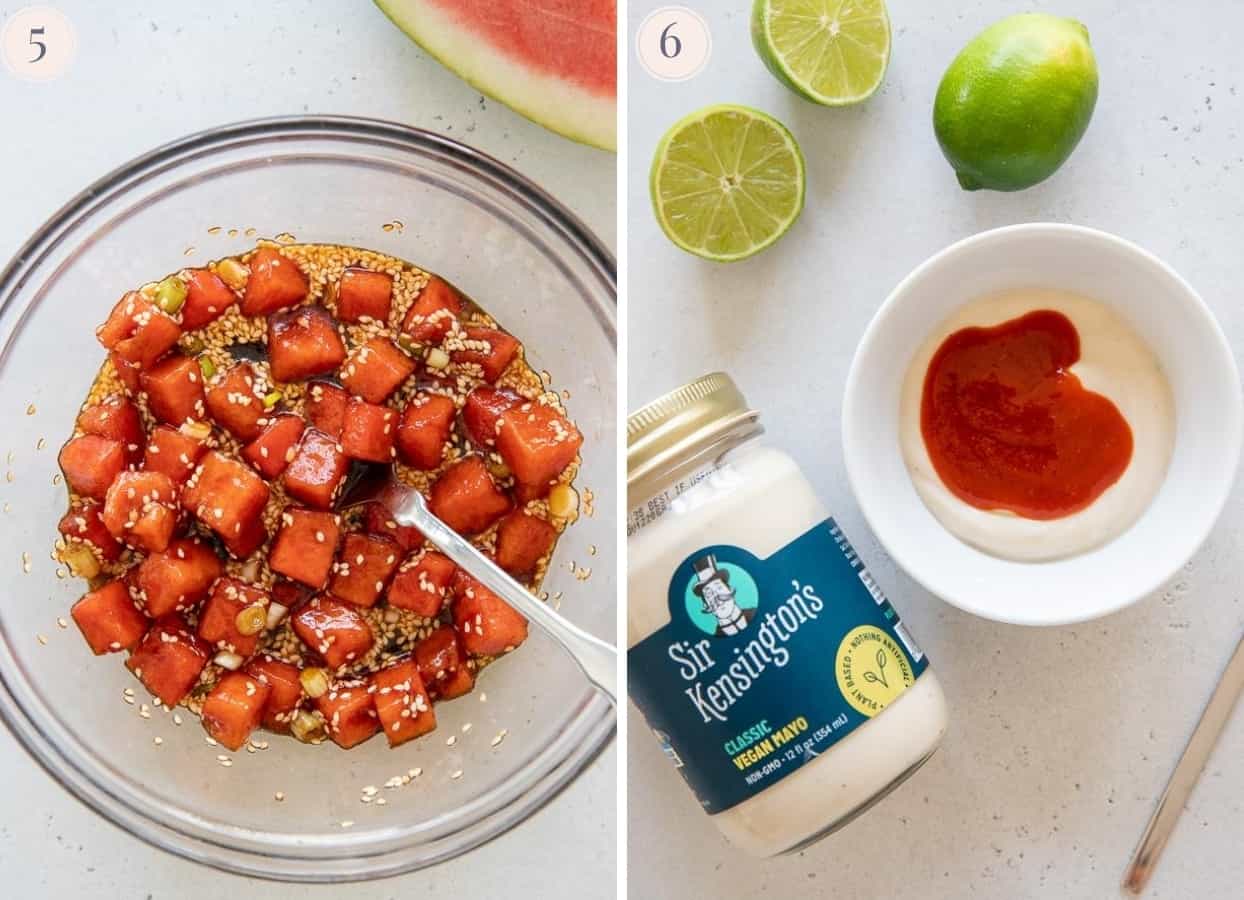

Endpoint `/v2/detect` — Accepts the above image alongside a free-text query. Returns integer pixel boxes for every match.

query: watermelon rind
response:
[375,0,617,152]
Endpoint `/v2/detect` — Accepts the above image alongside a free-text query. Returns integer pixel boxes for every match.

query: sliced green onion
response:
[235,605,267,636]
[198,356,217,379]
[263,390,283,410]
[216,258,248,291]
[155,276,188,314]
[300,667,330,699]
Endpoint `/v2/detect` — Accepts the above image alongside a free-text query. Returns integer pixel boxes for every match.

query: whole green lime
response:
[934,13,1098,191]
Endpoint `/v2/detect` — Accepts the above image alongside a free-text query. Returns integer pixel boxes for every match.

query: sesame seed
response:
[36,634,47,646]
[153,736,163,746]
[274,791,285,802]
[450,770,463,780]
[173,714,183,726]
[491,729,508,748]
[56,617,67,629]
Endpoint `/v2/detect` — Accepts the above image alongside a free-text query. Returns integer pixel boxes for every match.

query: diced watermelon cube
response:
[396,393,455,469]
[70,580,149,655]
[305,381,349,438]
[428,456,512,535]
[198,576,269,657]
[387,550,456,617]
[102,469,179,554]
[291,595,375,670]
[244,655,304,732]
[242,413,304,479]
[401,276,462,344]
[373,658,436,746]
[452,326,519,382]
[272,578,313,612]
[126,616,210,706]
[205,361,269,441]
[225,515,269,559]
[59,435,128,501]
[283,428,349,510]
[495,511,557,577]
[58,500,123,563]
[414,625,475,699]
[201,671,271,751]
[267,305,346,382]
[340,398,396,463]
[452,570,528,656]
[181,268,237,330]
[316,676,380,749]
[240,247,308,316]
[337,267,393,323]
[269,507,340,589]
[360,501,424,551]
[78,395,144,463]
[110,351,143,395]
[328,532,400,608]
[339,337,416,404]
[462,386,521,448]
[97,292,182,367]
[142,424,206,486]
[133,536,223,618]
[182,451,270,555]
[141,354,206,426]
[496,402,583,488]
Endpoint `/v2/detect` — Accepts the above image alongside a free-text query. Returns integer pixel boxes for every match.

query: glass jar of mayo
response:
[627,373,949,856]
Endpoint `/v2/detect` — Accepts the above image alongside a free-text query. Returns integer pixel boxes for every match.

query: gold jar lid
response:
[627,373,760,503]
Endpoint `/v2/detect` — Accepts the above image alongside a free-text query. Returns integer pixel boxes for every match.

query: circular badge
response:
[636,6,712,82]
[1,6,75,81]
[682,560,758,637]
[835,626,915,717]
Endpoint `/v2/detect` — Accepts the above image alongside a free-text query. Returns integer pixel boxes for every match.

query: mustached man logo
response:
[686,553,759,637]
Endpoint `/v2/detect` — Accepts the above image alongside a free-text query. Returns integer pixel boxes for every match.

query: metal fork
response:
[340,467,617,704]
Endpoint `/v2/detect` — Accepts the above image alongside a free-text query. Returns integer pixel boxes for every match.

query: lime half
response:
[752,0,891,106]
[650,105,805,263]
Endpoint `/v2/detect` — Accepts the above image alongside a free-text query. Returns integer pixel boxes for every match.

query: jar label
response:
[628,518,929,814]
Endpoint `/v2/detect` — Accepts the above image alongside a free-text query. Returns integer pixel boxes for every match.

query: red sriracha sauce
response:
[920,309,1133,520]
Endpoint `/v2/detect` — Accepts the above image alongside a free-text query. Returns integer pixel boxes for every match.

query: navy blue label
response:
[628,518,929,814]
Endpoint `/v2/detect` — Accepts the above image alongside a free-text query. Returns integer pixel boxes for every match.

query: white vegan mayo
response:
[628,373,949,857]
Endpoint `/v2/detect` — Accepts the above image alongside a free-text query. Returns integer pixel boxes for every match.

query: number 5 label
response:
[2,6,75,81]
[636,6,712,82]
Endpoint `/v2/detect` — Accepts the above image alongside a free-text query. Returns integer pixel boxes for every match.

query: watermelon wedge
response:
[375,0,617,152]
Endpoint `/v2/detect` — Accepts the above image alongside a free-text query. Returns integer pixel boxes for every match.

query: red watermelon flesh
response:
[375,0,617,151]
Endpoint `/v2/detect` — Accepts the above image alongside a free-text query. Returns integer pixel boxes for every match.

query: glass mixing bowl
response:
[0,117,616,881]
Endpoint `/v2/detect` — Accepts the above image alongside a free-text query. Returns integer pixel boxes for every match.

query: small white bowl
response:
[842,224,1242,626]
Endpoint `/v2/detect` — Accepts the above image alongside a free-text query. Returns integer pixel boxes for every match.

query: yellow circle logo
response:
[835,626,915,717]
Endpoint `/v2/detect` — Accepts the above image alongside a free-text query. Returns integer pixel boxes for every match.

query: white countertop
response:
[0,1,615,896]
[628,1,1244,897]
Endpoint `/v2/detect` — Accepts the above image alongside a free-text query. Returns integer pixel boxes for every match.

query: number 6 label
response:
[636,6,712,82]
[1,6,76,81]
